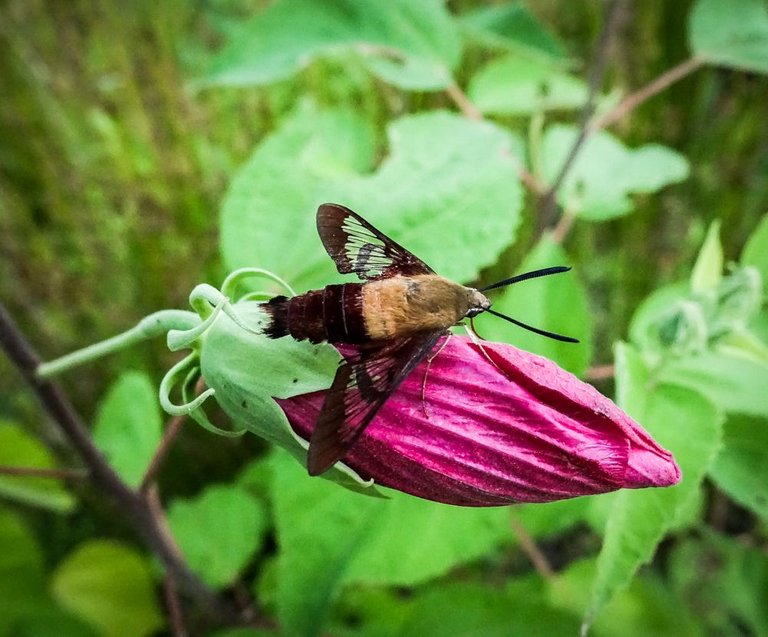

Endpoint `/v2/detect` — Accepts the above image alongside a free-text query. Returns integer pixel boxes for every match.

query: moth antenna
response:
[485,309,579,343]
[480,266,571,292]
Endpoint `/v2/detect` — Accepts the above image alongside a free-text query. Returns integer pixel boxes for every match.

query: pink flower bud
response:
[279,336,680,506]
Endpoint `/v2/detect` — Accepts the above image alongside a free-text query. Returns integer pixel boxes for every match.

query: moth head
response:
[464,289,492,318]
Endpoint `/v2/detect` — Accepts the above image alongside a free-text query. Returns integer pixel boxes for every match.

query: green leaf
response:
[469,55,588,115]
[668,533,768,636]
[659,350,768,417]
[540,125,689,220]
[0,421,75,512]
[459,4,568,61]
[689,0,768,74]
[476,236,592,376]
[583,382,722,631]
[167,484,267,589]
[93,371,162,489]
[221,108,523,292]
[742,213,768,279]
[709,413,768,521]
[269,451,511,637]
[201,0,460,91]
[551,559,701,637]
[690,220,723,294]
[51,540,163,637]
[400,582,580,637]
[0,507,47,634]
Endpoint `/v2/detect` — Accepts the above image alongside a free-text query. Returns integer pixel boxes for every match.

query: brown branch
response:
[584,364,615,381]
[0,465,88,480]
[590,56,706,133]
[538,0,630,233]
[140,411,190,494]
[164,574,188,637]
[509,515,555,580]
[0,302,238,625]
[445,81,483,121]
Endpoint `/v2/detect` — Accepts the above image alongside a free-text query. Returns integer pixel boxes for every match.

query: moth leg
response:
[419,334,451,418]
[464,322,504,374]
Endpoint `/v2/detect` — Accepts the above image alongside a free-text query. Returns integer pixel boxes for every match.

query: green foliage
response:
[539,125,690,220]
[93,371,161,489]
[202,0,460,90]
[167,484,267,589]
[2,1,768,636]
[689,0,768,73]
[0,422,75,512]
[50,540,164,637]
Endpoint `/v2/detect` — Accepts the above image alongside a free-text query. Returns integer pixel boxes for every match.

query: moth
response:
[263,203,577,475]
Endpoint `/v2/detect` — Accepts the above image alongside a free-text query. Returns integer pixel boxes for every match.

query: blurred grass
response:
[1,0,766,468]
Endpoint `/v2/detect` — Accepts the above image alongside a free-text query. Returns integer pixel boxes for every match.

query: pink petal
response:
[279,336,680,506]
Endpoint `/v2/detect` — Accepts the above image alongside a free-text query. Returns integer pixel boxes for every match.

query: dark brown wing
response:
[307,330,445,475]
[316,203,434,281]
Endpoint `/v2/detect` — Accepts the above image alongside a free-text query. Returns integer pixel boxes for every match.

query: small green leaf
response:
[659,350,768,417]
[742,213,768,279]
[221,108,523,292]
[51,540,164,637]
[0,421,75,512]
[460,4,568,61]
[583,383,722,630]
[93,371,162,489]
[167,484,267,589]
[269,451,512,637]
[477,236,592,376]
[689,0,768,74]
[201,0,460,90]
[690,220,723,294]
[540,125,689,220]
[468,55,588,115]
[0,507,47,634]
[400,582,580,636]
[709,413,768,521]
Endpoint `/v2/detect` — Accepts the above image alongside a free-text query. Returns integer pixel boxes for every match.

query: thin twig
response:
[164,574,188,637]
[0,465,88,480]
[445,81,483,121]
[584,364,615,381]
[538,0,630,232]
[590,56,705,133]
[550,210,576,245]
[140,410,192,494]
[509,515,555,580]
[0,302,237,624]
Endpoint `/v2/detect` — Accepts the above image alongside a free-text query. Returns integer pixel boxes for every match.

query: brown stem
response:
[140,410,190,495]
[445,81,483,121]
[0,302,237,624]
[590,56,706,133]
[509,515,555,580]
[164,573,188,637]
[538,0,630,233]
[584,364,615,381]
[0,465,88,480]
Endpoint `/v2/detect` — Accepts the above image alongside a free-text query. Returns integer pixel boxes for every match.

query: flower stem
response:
[37,310,199,378]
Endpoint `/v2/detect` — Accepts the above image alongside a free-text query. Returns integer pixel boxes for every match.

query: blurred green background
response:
[1,1,767,635]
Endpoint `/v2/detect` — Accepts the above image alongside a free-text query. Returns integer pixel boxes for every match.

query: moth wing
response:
[307,330,445,475]
[316,203,434,281]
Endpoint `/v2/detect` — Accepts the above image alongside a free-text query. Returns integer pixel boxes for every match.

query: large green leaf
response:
[689,0,768,74]
[659,350,768,417]
[0,421,75,512]
[459,4,568,61]
[0,507,47,634]
[584,347,723,631]
[540,125,689,220]
[269,451,512,637]
[201,0,460,90]
[469,55,588,115]
[221,108,523,292]
[167,484,267,589]
[476,236,592,375]
[709,413,768,521]
[93,371,162,489]
[51,540,163,637]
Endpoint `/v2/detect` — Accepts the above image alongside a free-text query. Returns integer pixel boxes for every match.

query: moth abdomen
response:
[263,283,367,344]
